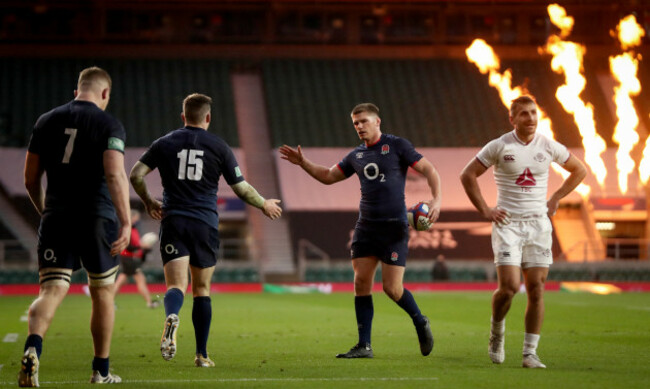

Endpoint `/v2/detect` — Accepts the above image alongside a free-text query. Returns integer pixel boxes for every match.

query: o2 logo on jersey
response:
[363,163,386,182]
[177,149,204,181]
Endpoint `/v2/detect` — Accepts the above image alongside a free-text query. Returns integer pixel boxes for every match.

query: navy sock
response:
[192,296,212,357]
[355,295,373,345]
[24,334,43,358]
[396,289,426,326]
[92,357,109,377]
[164,287,185,316]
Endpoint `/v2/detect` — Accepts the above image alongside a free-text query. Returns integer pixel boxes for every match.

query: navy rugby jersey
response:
[337,133,422,222]
[27,100,126,219]
[139,126,244,228]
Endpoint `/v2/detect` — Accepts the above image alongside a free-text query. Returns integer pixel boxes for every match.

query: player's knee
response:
[382,283,402,301]
[526,282,545,301]
[354,277,372,295]
[497,283,519,299]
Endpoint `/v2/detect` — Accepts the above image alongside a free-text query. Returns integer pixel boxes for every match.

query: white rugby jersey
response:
[475,130,570,215]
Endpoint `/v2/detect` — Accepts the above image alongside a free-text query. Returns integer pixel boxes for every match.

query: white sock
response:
[523,333,540,355]
[491,317,505,335]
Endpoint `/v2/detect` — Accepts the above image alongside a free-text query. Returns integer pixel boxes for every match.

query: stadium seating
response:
[261,58,613,149]
[0,58,239,147]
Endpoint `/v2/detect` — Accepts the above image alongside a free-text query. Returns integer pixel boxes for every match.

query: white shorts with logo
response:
[491,215,553,268]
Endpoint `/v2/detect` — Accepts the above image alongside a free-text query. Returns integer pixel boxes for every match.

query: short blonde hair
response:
[78,66,112,89]
[183,93,212,124]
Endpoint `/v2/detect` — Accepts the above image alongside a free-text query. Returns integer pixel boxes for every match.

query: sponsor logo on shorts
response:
[43,248,57,262]
[500,251,510,258]
[164,244,179,255]
[391,252,399,262]
[542,249,551,257]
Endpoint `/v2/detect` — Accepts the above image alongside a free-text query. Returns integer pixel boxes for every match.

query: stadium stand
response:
[0,58,239,147]
[262,58,613,149]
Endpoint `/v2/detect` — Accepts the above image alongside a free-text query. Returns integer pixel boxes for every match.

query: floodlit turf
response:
[1,291,649,388]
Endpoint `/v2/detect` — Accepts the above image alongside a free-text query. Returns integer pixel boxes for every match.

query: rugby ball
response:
[140,232,158,249]
[407,202,432,231]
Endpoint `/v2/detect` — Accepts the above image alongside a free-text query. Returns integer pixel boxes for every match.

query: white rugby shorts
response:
[491,215,553,268]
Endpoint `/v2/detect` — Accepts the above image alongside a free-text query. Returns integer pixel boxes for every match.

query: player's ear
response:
[181,112,186,123]
[73,89,78,98]
[101,88,109,100]
[205,113,211,124]
[376,116,381,126]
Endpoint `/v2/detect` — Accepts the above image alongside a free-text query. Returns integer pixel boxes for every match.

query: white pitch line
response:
[0,377,439,386]
[20,315,28,322]
[2,333,18,342]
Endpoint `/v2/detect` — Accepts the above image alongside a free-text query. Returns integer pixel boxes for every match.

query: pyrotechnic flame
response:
[547,3,574,38]
[640,125,650,184]
[610,15,643,194]
[466,39,591,197]
[543,4,608,189]
[616,14,646,50]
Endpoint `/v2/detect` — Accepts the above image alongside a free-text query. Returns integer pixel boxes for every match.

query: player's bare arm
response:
[231,181,283,220]
[24,151,45,215]
[279,145,346,185]
[460,158,511,225]
[129,161,163,220]
[547,154,587,217]
[104,149,131,256]
[412,157,442,222]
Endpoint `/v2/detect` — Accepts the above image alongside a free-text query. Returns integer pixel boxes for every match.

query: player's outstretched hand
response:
[279,145,304,166]
[145,198,163,220]
[262,199,282,220]
[111,225,131,256]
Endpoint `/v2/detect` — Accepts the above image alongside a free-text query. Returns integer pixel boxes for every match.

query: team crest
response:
[381,144,390,155]
[390,252,399,262]
[534,153,546,162]
[356,152,364,159]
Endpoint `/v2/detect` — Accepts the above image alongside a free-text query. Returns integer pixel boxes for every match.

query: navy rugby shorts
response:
[160,215,219,268]
[350,220,409,266]
[37,213,118,275]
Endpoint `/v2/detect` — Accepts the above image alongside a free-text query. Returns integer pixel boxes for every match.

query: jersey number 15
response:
[177,149,204,181]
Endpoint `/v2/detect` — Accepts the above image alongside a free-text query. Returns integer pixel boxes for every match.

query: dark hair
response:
[78,66,112,89]
[510,95,536,116]
[351,103,380,116]
[183,93,212,124]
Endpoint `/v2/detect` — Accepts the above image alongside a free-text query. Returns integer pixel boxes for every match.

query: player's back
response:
[144,126,241,226]
[28,100,125,218]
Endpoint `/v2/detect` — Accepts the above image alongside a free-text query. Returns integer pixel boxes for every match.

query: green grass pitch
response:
[1,291,649,388]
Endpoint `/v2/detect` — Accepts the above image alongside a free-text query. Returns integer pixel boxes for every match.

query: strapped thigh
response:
[87,265,119,287]
[39,267,73,287]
